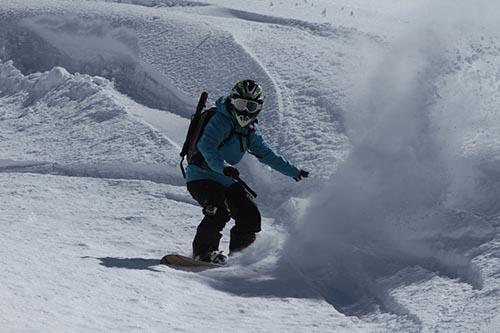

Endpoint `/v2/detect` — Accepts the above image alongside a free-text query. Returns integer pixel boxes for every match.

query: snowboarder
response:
[185,80,309,264]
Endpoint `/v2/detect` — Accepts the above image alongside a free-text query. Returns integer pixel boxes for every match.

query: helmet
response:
[229,80,264,127]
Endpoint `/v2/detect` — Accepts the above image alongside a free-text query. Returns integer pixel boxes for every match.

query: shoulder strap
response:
[189,107,217,152]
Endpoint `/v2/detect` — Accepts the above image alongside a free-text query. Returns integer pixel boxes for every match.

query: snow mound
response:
[0,60,182,183]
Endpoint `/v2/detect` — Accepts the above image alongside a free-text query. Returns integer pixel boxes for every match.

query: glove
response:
[294,169,309,182]
[223,166,240,178]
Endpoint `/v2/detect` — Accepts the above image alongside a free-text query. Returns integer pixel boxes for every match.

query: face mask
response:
[231,109,258,127]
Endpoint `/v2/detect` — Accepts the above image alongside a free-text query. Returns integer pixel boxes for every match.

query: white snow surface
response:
[1,0,500,332]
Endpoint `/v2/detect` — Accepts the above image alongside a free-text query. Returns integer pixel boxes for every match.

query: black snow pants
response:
[187,179,261,257]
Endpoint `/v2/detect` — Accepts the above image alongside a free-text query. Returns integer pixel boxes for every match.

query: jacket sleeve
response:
[196,113,231,175]
[248,128,301,178]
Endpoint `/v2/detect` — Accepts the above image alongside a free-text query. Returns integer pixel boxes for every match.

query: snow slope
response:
[1,173,362,332]
[1,0,500,332]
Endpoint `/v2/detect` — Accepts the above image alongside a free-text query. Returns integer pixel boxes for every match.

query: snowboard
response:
[160,254,222,270]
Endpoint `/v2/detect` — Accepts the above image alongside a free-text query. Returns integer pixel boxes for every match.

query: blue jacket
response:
[186,96,300,187]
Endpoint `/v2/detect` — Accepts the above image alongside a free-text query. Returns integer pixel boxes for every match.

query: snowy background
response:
[1,0,499,332]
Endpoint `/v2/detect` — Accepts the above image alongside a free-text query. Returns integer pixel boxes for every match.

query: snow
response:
[1,0,500,332]
[0,173,360,332]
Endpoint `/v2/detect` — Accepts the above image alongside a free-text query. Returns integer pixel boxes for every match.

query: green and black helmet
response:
[229,80,264,127]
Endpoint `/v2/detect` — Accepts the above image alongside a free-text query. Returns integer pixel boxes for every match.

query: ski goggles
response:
[230,98,263,114]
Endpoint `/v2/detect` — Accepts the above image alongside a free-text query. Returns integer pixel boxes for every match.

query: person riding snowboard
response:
[186,80,309,264]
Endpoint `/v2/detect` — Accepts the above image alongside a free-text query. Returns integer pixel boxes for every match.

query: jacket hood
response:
[216,96,231,117]
[216,95,239,126]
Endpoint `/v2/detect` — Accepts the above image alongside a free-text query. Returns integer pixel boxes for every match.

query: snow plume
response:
[283,0,500,317]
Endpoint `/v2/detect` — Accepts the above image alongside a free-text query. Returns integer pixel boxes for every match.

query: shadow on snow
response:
[86,256,162,272]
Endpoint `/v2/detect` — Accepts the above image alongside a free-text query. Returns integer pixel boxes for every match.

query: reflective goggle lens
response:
[231,98,262,114]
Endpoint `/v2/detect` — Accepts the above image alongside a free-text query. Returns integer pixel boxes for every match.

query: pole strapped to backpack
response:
[180,91,209,178]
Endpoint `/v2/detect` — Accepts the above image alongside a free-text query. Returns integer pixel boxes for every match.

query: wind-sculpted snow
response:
[0,60,182,183]
[0,15,195,116]
[283,0,500,325]
[0,2,281,118]
[0,0,292,191]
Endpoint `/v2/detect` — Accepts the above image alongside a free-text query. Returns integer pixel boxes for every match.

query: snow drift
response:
[0,15,195,116]
[0,60,183,183]
[284,0,500,316]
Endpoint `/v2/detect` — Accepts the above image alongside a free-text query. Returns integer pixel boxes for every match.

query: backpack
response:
[180,92,255,178]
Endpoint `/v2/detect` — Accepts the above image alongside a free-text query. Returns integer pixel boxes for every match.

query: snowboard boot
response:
[194,250,227,265]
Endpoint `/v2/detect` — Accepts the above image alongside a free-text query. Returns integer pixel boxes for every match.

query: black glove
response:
[294,169,309,182]
[223,166,240,178]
